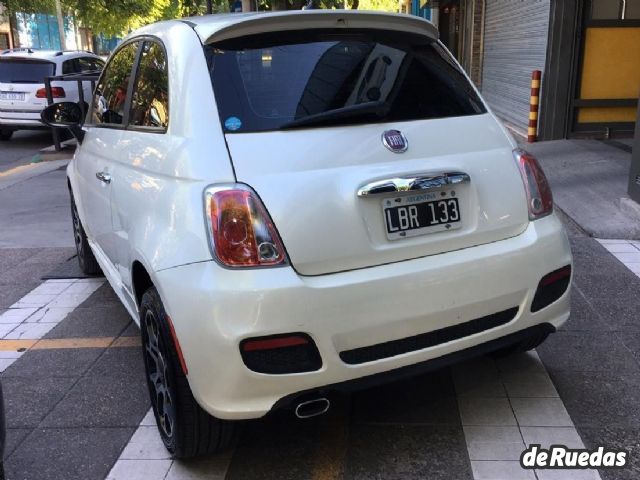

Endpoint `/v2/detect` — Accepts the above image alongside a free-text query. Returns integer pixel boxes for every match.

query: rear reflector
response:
[240,333,322,374]
[531,265,571,312]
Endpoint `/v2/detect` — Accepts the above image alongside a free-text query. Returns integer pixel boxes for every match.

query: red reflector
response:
[541,266,571,287]
[242,336,309,352]
[35,87,66,98]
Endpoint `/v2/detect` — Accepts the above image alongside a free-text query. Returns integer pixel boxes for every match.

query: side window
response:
[62,59,78,75]
[78,57,104,72]
[92,42,139,126]
[129,41,169,130]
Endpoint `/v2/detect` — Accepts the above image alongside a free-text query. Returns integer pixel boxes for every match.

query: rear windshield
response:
[205,29,486,133]
[0,59,55,84]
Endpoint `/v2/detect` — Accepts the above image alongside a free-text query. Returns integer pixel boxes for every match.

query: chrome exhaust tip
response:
[295,398,330,419]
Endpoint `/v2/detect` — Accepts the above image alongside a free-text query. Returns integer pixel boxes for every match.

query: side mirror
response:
[40,102,85,143]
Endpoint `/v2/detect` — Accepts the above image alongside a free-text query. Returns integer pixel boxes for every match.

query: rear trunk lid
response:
[206,24,529,276]
[0,58,55,117]
[225,116,528,276]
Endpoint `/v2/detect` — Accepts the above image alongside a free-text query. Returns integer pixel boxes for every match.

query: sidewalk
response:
[528,139,640,239]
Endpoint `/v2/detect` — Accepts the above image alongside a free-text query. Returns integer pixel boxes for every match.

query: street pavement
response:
[0,137,639,480]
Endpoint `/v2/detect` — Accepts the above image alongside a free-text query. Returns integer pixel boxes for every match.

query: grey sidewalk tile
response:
[520,426,585,449]
[44,304,131,338]
[578,426,640,480]
[559,292,611,332]
[0,283,37,308]
[470,460,536,480]
[3,376,77,428]
[464,426,525,461]
[119,426,172,460]
[352,370,460,425]
[344,424,471,480]
[6,427,134,480]
[40,375,150,428]
[107,459,173,480]
[502,372,559,398]
[510,398,573,427]
[85,347,145,380]
[585,297,639,333]
[226,418,320,480]
[1,348,104,378]
[546,371,640,429]
[536,469,600,480]
[537,332,640,374]
[458,398,517,426]
[452,357,507,398]
[495,352,547,376]
[167,453,233,480]
[4,428,30,457]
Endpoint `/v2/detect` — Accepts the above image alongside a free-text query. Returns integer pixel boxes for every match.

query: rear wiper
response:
[280,101,390,130]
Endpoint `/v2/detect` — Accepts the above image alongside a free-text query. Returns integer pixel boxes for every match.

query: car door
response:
[109,39,170,291]
[73,41,141,269]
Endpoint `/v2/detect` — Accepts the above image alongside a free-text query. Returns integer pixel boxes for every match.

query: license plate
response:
[383,191,462,240]
[0,92,25,101]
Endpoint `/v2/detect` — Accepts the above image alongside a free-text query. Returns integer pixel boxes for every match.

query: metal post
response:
[44,77,62,152]
[528,70,541,143]
[206,0,213,13]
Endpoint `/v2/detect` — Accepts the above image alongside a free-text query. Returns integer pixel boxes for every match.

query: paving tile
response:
[140,409,156,426]
[86,346,145,380]
[343,424,471,480]
[452,357,506,398]
[624,262,640,274]
[559,290,610,332]
[0,307,38,323]
[0,357,19,372]
[24,306,75,323]
[4,321,56,339]
[585,297,639,333]
[537,332,640,374]
[546,371,640,429]
[495,351,547,376]
[463,426,525,461]
[41,375,150,428]
[44,304,132,339]
[7,427,135,480]
[11,293,58,308]
[0,283,39,308]
[167,454,233,480]
[48,291,97,308]
[458,398,517,426]
[520,426,585,449]
[502,372,559,398]
[613,252,640,264]
[1,348,103,378]
[578,426,640,480]
[535,469,600,480]
[0,322,19,337]
[3,376,77,428]
[226,417,320,480]
[510,398,573,427]
[107,459,173,480]
[0,349,25,359]
[120,426,171,460]
[29,281,73,295]
[599,242,639,253]
[352,369,460,425]
[470,460,536,480]
[4,428,30,457]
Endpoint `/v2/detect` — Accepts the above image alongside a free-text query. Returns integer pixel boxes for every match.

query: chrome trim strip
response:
[357,172,471,197]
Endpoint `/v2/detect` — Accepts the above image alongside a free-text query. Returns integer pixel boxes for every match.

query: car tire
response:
[140,287,237,458]
[489,329,550,358]
[0,129,13,141]
[70,190,100,275]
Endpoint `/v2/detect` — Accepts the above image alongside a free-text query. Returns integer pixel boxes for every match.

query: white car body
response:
[67,11,572,421]
[0,49,104,131]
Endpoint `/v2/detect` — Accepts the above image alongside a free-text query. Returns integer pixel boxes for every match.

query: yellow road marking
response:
[0,336,140,351]
[311,403,350,480]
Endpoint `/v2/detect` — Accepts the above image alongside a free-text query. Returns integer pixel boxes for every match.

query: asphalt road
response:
[0,130,55,171]
[0,138,639,480]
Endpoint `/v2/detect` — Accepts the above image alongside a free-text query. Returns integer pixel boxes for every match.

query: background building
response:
[410,0,640,140]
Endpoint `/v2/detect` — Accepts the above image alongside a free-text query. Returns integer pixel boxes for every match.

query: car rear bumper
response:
[0,109,45,128]
[155,213,572,420]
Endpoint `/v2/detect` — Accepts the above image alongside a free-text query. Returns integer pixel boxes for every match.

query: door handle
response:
[95,171,111,184]
[357,172,470,197]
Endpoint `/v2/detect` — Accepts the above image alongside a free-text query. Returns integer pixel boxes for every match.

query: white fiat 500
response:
[42,10,572,458]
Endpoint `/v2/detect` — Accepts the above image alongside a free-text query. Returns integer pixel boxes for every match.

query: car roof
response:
[0,49,100,61]
[132,10,437,45]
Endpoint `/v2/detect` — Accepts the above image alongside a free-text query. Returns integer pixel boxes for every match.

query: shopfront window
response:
[591,0,640,20]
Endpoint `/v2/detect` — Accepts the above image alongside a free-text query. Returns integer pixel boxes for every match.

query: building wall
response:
[0,3,13,49]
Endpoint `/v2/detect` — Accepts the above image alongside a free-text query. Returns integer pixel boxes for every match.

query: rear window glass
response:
[205,29,486,133]
[0,59,55,84]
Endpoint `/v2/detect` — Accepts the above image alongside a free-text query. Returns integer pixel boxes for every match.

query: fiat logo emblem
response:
[382,130,408,153]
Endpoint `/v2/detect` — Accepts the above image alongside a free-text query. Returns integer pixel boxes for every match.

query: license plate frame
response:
[383,190,462,240]
[0,92,26,101]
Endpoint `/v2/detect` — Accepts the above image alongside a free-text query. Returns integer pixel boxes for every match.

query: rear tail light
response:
[513,149,553,220]
[205,184,287,267]
[35,87,66,98]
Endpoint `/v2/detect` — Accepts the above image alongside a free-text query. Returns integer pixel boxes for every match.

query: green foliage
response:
[357,0,397,12]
